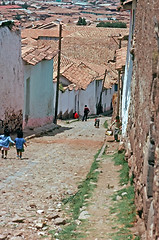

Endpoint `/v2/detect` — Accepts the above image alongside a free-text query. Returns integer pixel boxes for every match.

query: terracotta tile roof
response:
[115,46,127,70]
[48,7,79,14]
[21,27,71,39]
[21,24,127,84]
[54,53,108,79]
[104,69,118,89]
[62,62,98,89]
[22,42,57,65]
[61,26,128,66]
[53,54,74,79]
[34,22,58,29]
[0,5,21,9]
[53,25,128,90]
[21,37,37,46]
[54,54,118,90]
[54,61,98,90]
[82,62,106,78]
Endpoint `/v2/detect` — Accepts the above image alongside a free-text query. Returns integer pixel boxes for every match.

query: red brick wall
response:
[126,0,159,239]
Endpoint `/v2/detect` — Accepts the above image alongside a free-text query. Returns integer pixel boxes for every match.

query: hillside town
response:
[0,0,159,239]
[0,0,129,130]
[0,0,129,25]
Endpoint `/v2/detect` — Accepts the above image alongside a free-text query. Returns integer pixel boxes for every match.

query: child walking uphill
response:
[0,128,15,159]
[15,130,27,159]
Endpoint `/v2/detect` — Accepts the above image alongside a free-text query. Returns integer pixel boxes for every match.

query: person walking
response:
[82,105,90,121]
[0,128,15,159]
[110,115,122,142]
[14,130,27,159]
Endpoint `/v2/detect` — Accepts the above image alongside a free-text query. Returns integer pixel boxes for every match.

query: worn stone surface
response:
[0,117,113,239]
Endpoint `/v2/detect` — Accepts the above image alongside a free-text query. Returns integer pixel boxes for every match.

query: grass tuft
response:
[112,152,129,185]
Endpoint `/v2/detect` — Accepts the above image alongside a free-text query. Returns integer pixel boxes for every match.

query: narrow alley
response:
[0,116,121,240]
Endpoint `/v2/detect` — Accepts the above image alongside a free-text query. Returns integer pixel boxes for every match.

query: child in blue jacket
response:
[14,130,27,159]
[0,128,15,159]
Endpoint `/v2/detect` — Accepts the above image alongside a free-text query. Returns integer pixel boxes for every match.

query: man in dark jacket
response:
[82,105,90,121]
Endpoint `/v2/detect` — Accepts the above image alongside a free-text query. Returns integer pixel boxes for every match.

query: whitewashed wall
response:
[54,79,114,118]
[59,88,77,116]
[122,1,136,135]
[78,81,96,115]
[60,76,71,86]
[23,59,54,128]
[0,26,23,120]
[102,85,116,112]
[95,80,103,108]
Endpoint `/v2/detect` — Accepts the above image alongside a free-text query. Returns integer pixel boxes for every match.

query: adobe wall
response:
[126,0,159,239]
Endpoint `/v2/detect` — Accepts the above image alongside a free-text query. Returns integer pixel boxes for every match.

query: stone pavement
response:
[10,123,60,141]
[10,113,110,141]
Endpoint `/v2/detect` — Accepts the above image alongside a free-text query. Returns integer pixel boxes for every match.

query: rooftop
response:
[22,42,57,65]
[115,46,127,70]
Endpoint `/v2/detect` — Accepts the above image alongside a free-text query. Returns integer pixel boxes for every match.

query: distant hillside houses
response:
[0,0,130,25]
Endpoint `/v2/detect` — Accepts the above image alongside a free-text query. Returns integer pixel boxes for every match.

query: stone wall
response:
[4,109,23,133]
[125,0,159,239]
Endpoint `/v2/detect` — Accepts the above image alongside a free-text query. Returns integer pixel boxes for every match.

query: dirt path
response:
[83,143,121,240]
[0,116,121,240]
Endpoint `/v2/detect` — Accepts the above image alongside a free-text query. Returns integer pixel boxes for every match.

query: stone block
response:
[148,142,155,166]
[143,186,153,227]
[147,200,154,240]
[142,156,149,185]
[147,165,154,198]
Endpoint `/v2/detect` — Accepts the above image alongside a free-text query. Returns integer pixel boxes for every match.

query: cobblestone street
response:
[1,117,113,239]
